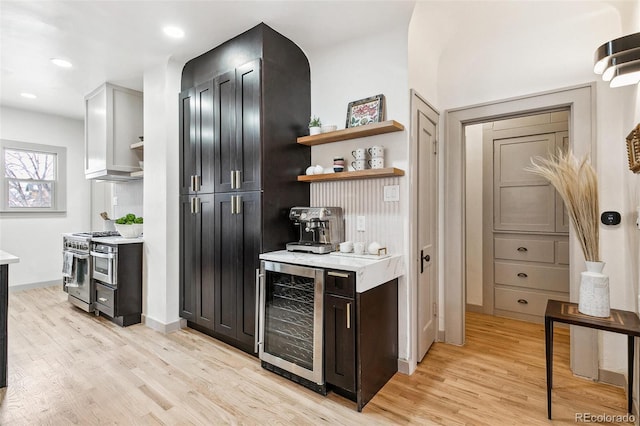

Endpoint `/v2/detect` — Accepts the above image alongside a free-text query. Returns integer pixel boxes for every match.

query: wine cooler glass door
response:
[259,261,324,385]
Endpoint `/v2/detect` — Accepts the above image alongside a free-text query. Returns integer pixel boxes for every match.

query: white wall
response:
[142,58,182,330]
[307,25,412,362]
[0,106,89,286]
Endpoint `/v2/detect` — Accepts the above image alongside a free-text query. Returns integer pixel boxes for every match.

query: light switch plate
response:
[384,185,400,202]
[356,216,366,231]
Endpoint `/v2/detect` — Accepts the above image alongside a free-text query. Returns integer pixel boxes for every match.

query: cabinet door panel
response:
[198,194,216,329]
[214,71,237,193]
[214,193,238,338]
[236,192,261,346]
[236,60,262,191]
[324,294,356,393]
[196,81,215,194]
[179,88,196,194]
[179,195,198,319]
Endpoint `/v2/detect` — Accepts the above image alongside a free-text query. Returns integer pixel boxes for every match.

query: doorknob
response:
[420,249,431,274]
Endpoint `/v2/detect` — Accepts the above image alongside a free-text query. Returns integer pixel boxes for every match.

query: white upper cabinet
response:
[85,83,143,180]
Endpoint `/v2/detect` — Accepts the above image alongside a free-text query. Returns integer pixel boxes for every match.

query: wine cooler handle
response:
[257,267,266,353]
[254,268,261,353]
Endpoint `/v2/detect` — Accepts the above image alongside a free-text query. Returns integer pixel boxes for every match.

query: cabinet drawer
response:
[494,261,569,292]
[95,282,115,317]
[495,287,568,317]
[494,238,554,263]
[325,270,355,297]
[556,240,569,265]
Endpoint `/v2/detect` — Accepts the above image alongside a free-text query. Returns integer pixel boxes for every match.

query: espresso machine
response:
[286,207,344,254]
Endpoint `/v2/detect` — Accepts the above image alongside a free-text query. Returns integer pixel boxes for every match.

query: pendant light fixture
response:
[594,32,640,88]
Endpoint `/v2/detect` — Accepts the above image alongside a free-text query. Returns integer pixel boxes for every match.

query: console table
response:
[0,250,19,388]
[545,299,640,419]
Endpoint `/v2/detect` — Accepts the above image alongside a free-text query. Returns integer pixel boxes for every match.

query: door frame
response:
[443,83,598,379]
[409,89,440,373]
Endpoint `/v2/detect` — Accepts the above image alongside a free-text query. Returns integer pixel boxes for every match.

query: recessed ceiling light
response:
[21,93,37,99]
[51,58,73,68]
[163,26,184,39]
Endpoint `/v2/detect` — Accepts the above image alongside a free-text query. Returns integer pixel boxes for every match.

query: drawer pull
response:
[517,247,528,252]
[98,297,108,303]
[328,271,350,278]
[517,272,528,278]
[517,299,528,305]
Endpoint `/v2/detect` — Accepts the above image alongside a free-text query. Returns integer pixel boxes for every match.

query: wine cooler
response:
[258,260,325,393]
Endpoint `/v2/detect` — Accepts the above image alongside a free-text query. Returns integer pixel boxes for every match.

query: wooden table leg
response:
[628,335,634,414]
[545,316,553,420]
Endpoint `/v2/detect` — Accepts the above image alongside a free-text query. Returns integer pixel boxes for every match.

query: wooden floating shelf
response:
[130,141,144,150]
[297,167,404,182]
[130,170,144,177]
[297,120,405,146]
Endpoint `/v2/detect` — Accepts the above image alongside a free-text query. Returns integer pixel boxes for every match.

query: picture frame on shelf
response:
[345,94,385,128]
[626,123,640,173]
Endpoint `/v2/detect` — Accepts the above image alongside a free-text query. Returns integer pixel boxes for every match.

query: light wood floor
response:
[0,286,628,425]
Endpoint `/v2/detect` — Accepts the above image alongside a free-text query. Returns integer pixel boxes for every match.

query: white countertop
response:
[91,236,144,245]
[259,250,404,293]
[0,250,20,265]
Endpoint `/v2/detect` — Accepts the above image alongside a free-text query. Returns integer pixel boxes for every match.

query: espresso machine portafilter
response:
[286,207,344,254]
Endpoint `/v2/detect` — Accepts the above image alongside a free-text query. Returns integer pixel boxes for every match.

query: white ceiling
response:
[0,0,416,120]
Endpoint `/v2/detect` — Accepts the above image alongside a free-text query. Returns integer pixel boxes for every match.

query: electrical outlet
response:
[112,196,118,206]
[356,216,366,232]
[384,185,400,202]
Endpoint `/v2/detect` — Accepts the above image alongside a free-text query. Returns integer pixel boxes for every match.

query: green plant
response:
[115,213,143,225]
[309,116,321,127]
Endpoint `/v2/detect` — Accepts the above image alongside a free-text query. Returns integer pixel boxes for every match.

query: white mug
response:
[339,241,353,253]
[351,159,367,171]
[354,242,366,255]
[368,145,384,158]
[370,157,384,169]
[351,148,367,160]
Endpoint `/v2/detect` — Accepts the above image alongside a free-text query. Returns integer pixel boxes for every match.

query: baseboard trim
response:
[598,368,626,388]
[437,330,445,342]
[465,303,484,314]
[143,315,185,334]
[398,358,412,375]
[9,280,61,293]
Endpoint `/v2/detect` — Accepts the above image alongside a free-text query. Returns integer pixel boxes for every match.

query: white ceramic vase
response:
[309,126,321,136]
[578,261,610,317]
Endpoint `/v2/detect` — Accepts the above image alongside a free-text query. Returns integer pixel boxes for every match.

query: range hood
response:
[84,82,143,182]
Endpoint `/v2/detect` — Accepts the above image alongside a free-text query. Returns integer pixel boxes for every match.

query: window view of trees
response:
[4,148,55,208]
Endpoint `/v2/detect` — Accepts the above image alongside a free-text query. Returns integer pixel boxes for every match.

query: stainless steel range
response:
[62,231,119,312]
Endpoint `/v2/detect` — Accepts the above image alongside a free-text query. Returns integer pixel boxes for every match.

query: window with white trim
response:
[1,140,66,213]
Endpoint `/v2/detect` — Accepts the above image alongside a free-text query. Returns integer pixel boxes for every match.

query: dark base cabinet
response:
[324,270,399,411]
[95,242,143,327]
[1,265,8,388]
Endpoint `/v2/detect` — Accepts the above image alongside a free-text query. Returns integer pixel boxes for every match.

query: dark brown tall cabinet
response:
[179,23,311,353]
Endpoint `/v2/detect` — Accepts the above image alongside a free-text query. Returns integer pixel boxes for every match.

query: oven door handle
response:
[66,252,90,260]
[90,251,116,259]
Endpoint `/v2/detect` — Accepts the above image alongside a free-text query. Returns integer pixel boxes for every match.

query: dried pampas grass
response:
[527,150,599,262]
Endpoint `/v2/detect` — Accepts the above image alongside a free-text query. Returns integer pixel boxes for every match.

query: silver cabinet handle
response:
[328,271,350,278]
[191,197,200,214]
[517,247,528,252]
[235,195,242,215]
[98,297,108,303]
[230,171,236,189]
[194,175,201,192]
[235,170,241,189]
[346,302,351,329]
[231,196,236,214]
[190,175,195,192]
